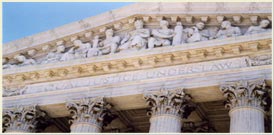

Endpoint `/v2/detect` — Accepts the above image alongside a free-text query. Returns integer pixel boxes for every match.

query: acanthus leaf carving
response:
[220,79,271,111]
[144,88,196,119]
[2,105,49,133]
[66,97,116,128]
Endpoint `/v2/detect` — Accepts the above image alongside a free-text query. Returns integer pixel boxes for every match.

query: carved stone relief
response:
[41,45,66,64]
[3,86,26,97]
[215,21,242,39]
[119,20,150,52]
[144,88,196,119]
[172,22,184,45]
[66,97,116,129]
[100,29,121,55]
[2,18,271,69]
[14,54,36,67]
[249,54,272,66]
[2,105,49,133]
[148,20,175,49]
[87,36,102,57]
[220,79,271,111]
[245,19,271,35]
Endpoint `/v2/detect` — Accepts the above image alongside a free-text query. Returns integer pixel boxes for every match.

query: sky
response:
[2,2,134,44]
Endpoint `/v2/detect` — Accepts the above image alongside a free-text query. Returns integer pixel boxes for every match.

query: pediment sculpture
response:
[119,20,150,52]
[148,20,175,49]
[245,19,271,35]
[3,18,272,69]
[215,21,242,39]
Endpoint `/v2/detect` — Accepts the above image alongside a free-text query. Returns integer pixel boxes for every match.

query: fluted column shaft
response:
[66,97,114,133]
[149,114,182,132]
[70,122,101,133]
[144,89,195,133]
[220,79,271,133]
[229,107,264,132]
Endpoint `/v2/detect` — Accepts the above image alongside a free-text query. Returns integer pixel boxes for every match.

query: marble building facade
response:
[2,2,272,133]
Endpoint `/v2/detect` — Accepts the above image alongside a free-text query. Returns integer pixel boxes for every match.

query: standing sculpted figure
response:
[148,20,175,49]
[100,29,120,54]
[245,19,271,35]
[73,39,91,59]
[42,45,66,64]
[14,54,36,67]
[215,20,242,39]
[172,22,184,45]
[119,20,150,51]
[87,36,102,57]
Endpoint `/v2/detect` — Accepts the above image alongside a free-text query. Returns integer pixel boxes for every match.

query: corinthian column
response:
[66,97,115,133]
[220,79,271,133]
[2,105,47,133]
[144,88,196,133]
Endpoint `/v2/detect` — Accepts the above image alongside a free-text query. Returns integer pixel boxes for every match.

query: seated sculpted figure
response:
[148,20,175,49]
[196,22,212,40]
[245,19,271,35]
[60,47,76,61]
[73,39,91,59]
[14,54,36,67]
[42,45,66,64]
[87,36,102,57]
[119,20,150,51]
[186,27,202,43]
[215,20,242,39]
[99,29,120,54]
[186,22,213,43]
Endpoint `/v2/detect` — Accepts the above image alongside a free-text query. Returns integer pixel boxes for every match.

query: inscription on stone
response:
[22,57,249,95]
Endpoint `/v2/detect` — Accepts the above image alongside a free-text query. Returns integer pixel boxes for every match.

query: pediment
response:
[2,2,272,88]
[3,2,271,55]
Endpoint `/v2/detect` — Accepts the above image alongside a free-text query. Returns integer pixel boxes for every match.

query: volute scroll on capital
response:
[2,105,49,133]
[220,79,271,111]
[144,88,196,119]
[66,97,117,127]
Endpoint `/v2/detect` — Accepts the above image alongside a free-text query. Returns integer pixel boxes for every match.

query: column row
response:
[2,79,271,133]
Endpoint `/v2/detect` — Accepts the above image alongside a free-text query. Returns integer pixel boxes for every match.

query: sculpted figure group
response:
[3,19,271,69]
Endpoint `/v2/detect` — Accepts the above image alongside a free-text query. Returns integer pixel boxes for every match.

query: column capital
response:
[144,88,196,119]
[220,79,271,111]
[66,97,116,129]
[2,105,48,133]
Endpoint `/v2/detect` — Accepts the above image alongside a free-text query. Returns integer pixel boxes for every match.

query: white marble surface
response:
[70,123,101,133]
[149,115,182,133]
[229,107,265,133]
